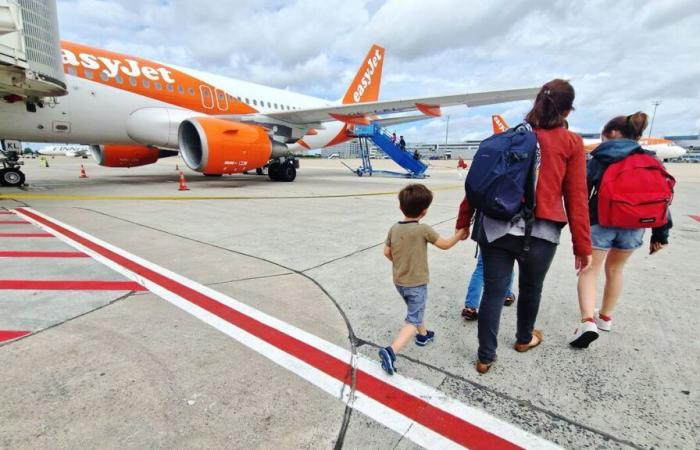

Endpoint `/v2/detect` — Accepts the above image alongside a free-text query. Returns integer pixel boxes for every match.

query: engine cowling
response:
[178,117,272,174]
[90,144,162,167]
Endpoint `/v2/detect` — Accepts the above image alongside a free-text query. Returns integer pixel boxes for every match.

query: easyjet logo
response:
[353,48,382,103]
[61,49,175,84]
[493,115,506,133]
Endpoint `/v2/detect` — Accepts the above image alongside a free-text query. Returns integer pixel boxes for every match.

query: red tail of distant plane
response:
[492,114,508,134]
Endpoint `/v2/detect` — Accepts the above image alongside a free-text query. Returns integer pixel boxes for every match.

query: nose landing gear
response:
[0,141,26,187]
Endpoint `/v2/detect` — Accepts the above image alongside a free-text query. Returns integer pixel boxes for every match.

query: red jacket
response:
[456,127,592,256]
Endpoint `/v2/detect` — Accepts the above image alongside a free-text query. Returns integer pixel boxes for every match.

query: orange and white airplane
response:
[492,115,686,161]
[0,42,538,185]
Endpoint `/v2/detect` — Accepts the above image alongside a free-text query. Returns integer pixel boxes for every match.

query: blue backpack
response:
[465,123,539,245]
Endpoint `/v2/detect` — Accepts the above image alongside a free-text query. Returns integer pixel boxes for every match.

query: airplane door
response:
[200,85,214,109]
[215,89,228,111]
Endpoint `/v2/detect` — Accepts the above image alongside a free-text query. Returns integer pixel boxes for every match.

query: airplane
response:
[38,144,90,157]
[492,115,686,161]
[0,41,540,187]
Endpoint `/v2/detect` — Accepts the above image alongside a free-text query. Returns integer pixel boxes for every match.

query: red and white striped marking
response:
[690,215,700,223]
[14,207,559,450]
[0,329,31,343]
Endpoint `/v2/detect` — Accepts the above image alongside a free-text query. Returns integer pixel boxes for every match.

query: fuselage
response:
[0,41,348,151]
[583,137,686,160]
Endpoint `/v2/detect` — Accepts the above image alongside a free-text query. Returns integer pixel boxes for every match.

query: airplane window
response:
[188,87,195,96]
[167,84,174,92]
[177,85,184,93]
[130,77,138,87]
[100,71,109,81]
[245,98,249,104]
[202,89,210,97]
[115,75,124,84]
[142,79,150,88]
[84,70,93,79]
[267,101,272,108]
[253,99,257,105]
[154,82,162,90]
[67,66,77,76]
[274,103,278,109]
[237,96,242,101]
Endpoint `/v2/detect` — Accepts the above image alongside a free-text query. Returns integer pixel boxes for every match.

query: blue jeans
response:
[464,253,514,309]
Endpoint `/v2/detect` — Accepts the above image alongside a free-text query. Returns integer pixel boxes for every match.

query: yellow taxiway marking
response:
[0,185,462,201]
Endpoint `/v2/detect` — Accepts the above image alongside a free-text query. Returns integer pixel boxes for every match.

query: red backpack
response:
[597,153,675,229]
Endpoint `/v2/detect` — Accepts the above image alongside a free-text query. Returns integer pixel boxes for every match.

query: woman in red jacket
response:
[456,79,592,374]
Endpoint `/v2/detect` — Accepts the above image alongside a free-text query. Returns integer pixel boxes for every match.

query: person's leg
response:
[392,284,427,352]
[600,249,634,318]
[515,238,558,345]
[576,249,607,320]
[506,269,515,298]
[477,238,516,363]
[464,253,484,309]
[391,323,418,353]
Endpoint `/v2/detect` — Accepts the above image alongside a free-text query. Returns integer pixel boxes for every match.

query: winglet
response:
[492,115,508,134]
[341,44,385,104]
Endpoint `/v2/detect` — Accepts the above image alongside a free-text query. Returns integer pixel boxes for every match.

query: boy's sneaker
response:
[378,347,396,375]
[415,330,435,346]
[594,310,612,331]
[568,320,599,349]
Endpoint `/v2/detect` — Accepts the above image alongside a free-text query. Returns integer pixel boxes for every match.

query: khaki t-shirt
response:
[385,221,440,287]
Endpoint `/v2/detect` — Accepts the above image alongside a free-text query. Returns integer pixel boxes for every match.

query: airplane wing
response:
[371,114,432,128]
[257,87,539,126]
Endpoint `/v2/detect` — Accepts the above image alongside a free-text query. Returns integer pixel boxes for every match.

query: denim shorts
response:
[395,284,427,326]
[591,224,644,251]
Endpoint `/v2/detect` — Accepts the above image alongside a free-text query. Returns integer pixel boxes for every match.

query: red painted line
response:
[690,215,700,223]
[0,233,54,238]
[0,251,88,258]
[15,208,520,449]
[0,221,29,224]
[0,330,31,343]
[0,280,147,291]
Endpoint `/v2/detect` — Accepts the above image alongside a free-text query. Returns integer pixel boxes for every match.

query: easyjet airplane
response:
[492,115,686,161]
[0,41,539,186]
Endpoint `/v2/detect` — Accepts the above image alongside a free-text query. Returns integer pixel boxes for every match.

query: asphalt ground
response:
[0,156,698,449]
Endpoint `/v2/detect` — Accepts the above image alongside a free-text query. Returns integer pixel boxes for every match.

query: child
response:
[379,184,466,375]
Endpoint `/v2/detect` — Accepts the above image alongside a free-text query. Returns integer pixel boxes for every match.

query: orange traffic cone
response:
[457,157,468,169]
[178,171,189,191]
[79,164,88,178]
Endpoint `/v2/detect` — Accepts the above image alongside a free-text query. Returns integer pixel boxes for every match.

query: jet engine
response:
[178,117,282,174]
[90,144,176,168]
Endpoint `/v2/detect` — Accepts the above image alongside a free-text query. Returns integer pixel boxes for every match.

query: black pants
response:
[477,234,557,363]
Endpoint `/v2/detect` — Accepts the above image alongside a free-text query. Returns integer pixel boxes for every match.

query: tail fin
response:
[492,115,508,134]
[341,44,385,104]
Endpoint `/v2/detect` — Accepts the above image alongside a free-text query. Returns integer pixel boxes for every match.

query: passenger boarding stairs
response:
[349,124,428,178]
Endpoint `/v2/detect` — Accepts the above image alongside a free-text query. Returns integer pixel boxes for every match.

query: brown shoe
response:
[461,307,478,321]
[476,359,494,374]
[513,329,543,353]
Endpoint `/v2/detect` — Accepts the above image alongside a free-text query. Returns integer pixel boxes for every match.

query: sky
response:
[55,0,700,143]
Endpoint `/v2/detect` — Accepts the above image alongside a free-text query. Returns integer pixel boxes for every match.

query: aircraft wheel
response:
[268,162,282,181]
[279,163,296,182]
[0,168,25,187]
[256,168,264,175]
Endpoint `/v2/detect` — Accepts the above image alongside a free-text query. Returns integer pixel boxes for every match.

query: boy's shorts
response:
[395,284,427,326]
[591,224,644,251]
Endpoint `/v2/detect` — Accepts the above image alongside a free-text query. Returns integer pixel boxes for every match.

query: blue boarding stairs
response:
[345,124,428,178]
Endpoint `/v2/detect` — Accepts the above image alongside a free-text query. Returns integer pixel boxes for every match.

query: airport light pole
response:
[445,115,450,145]
[649,100,662,137]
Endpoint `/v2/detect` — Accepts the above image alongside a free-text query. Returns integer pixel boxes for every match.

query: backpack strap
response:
[514,123,539,252]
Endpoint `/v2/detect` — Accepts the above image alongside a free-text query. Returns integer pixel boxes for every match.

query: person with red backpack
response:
[456,79,592,373]
[569,112,674,348]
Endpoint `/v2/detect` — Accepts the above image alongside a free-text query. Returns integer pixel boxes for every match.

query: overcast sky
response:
[56,0,700,143]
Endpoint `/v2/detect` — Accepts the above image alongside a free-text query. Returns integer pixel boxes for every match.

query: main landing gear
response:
[267,157,298,182]
[0,141,26,187]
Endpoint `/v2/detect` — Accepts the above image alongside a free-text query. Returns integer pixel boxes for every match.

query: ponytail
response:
[602,111,648,141]
[525,79,575,129]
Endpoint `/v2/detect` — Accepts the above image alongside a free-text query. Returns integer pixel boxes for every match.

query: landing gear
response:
[267,157,298,182]
[255,168,264,176]
[0,141,25,187]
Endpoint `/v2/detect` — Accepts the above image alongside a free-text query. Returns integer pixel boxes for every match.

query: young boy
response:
[379,184,466,375]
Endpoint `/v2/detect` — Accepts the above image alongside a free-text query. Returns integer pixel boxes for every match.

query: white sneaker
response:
[568,320,599,349]
[594,310,612,331]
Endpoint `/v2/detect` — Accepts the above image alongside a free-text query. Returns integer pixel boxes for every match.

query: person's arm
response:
[650,210,672,254]
[433,228,467,250]
[562,136,592,272]
[383,244,393,261]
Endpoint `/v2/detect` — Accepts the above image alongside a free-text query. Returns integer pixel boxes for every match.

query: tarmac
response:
[0,156,698,449]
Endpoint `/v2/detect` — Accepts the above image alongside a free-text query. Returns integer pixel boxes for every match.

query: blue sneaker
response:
[378,346,396,375]
[415,330,435,346]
